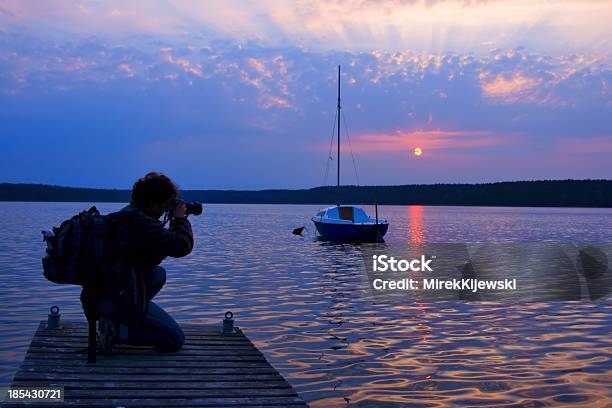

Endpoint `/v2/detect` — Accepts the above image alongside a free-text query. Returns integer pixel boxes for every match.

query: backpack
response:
[41,206,114,363]
[42,206,111,286]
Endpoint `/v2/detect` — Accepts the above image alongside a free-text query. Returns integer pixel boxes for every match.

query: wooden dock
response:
[3,321,308,407]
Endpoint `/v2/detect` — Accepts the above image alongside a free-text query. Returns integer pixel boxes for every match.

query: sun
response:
[414,147,422,156]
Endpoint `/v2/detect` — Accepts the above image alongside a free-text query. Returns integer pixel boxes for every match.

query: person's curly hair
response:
[131,172,178,209]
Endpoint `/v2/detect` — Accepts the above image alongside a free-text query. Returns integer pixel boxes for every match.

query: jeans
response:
[95,266,185,351]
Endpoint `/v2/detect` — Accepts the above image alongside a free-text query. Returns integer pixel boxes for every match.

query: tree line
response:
[1,180,611,207]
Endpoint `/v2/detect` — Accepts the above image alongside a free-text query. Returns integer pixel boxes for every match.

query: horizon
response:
[1,178,611,192]
[1,1,611,189]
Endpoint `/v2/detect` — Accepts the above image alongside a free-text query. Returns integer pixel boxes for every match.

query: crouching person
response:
[87,172,194,353]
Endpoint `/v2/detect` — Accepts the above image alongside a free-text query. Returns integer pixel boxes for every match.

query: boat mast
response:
[337,65,341,203]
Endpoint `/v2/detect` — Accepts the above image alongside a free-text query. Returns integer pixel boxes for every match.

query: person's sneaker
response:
[97,318,118,355]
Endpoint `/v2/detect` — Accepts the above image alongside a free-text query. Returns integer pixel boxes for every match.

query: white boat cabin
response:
[313,206,387,225]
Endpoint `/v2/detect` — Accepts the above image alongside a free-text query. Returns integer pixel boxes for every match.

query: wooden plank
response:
[29,343,258,351]
[62,388,298,398]
[36,322,233,335]
[23,357,265,364]
[11,380,292,389]
[180,322,232,328]
[22,359,274,367]
[27,346,264,356]
[4,321,308,407]
[29,342,258,350]
[4,397,307,407]
[16,366,279,375]
[35,329,251,340]
[14,372,285,382]
[32,336,253,346]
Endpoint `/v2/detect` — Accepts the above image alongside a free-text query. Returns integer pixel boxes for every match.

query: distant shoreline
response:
[1,180,611,208]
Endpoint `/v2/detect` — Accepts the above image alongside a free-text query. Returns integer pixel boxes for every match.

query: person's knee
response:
[174,326,186,350]
[156,324,185,352]
[151,266,166,287]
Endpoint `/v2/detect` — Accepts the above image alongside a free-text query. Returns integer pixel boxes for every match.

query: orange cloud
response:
[239,56,294,109]
[247,58,268,76]
[118,63,134,77]
[259,95,291,109]
[160,48,203,77]
[480,71,542,103]
[64,57,94,72]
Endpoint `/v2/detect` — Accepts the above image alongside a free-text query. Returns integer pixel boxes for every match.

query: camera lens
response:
[185,202,203,216]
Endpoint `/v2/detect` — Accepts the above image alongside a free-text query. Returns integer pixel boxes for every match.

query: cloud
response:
[1,32,609,113]
[480,71,542,103]
[344,129,509,153]
[118,63,134,77]
[555,136,612,155]
[1,1,610,54]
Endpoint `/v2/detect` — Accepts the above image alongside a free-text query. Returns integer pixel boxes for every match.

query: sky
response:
[0,0,611,189]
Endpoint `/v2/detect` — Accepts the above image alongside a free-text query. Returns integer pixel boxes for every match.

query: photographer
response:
[90,172,195,353]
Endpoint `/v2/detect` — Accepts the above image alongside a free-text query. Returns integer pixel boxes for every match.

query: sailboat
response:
[312,66,389,242]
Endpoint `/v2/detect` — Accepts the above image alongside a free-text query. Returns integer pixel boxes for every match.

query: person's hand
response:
[173,202,187,219]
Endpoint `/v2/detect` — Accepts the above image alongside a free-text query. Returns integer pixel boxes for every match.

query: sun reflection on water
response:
[408,205,425,244]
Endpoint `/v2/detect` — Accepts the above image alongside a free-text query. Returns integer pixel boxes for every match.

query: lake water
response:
[1,202,611,406]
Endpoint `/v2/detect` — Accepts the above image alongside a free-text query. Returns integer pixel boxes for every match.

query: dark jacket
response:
[110,204,193,270]
[84,204,193,316]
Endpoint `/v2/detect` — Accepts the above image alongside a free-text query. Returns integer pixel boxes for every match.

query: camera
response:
[169,199,203,217]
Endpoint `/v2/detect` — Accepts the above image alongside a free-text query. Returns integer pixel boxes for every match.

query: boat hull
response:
[313,220,388,242]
